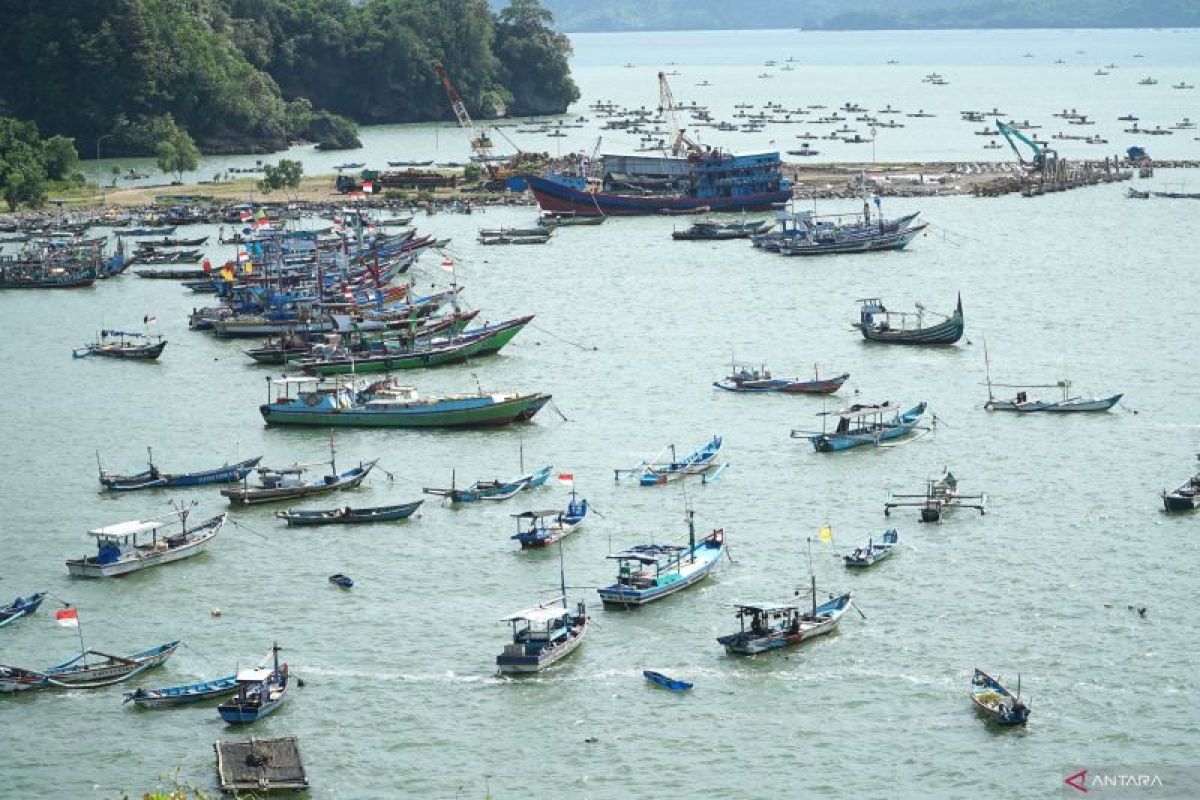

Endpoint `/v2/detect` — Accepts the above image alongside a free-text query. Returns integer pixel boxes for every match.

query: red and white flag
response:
[557,473,574,486]
[55,607,79,627]
[439,258,455,273]
[239,210,253,223]
[362,181,374,194]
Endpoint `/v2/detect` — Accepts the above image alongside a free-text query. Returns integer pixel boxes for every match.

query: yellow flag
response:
[819,525,833,543]
[243,261,254,275]
[220,266,234,281]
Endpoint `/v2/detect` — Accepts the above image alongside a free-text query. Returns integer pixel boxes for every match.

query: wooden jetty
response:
[214,736,309,793]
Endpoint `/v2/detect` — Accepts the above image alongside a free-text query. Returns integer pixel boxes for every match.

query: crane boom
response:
[433,62,495,164]
[658,71,700,157]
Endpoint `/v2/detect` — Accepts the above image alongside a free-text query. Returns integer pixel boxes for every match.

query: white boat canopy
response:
[501,601,569,625]
[88,519,164,538]
[236,668,273,682]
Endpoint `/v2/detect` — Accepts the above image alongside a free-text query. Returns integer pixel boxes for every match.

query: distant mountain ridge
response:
[513,0,1200,32]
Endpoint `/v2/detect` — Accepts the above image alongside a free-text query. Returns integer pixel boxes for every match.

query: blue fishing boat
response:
[791,402,927,452]
[842,530,899,568]
[598,515,726,606]
[218,644,289,725]
[124,674,239,707]
[328,573,354,588]
[717,589,853,655]
[276,500,423,526]
[220,444,377,506]
[511,490,589,548]
[98,449,263,491]
[615,435,723,486]
[643,670,693,692]
[0,592,46,628]
[424,465,552,503]
[970,668,1031,726]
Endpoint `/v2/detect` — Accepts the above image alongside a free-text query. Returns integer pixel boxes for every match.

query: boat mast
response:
[328,436,337,475]
[557,538,567,609]
[983,339,994,403]
[687,508,695,556]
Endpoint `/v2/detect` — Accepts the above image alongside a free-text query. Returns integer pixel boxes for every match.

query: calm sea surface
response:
[3,28,1199,800]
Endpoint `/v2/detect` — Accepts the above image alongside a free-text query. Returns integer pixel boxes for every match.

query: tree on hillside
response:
[155,125,200,183]
[42,135,80,181]
[0,117,50,210]
[258,158,304,199]
[494,0,579,115]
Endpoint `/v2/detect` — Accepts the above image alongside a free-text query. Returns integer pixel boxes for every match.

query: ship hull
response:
[521,175,792,217]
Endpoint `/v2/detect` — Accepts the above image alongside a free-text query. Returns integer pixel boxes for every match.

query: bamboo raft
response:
[214,736,309,793]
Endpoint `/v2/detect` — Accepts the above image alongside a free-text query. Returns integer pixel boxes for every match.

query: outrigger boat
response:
[0,641,180,692]
[73,329,167,360]
[842,530,899,568]
[713,362,848,394]
[1162,456,1200,512]
[717,576,853,655]
[276,500,423,526]
[598,513,726,606]
[221,441,377,506]
[98,448,262,491]
[218,643,289,725]
[258,375,551,428]
[424,463,553,503]
[66,504,226,577]
[853,295,964,345]
[793,402,928,452]
[885,470,987,522]
[970,668,1030,726]
[0,592,46,628]
[983,346,1122,412]
[511,489,589,548]
[615,435,725,485]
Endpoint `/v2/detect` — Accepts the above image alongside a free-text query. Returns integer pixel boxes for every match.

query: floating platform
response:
[214,736,309,793]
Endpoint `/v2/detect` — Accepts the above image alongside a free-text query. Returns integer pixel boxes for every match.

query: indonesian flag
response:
[362,181,374,194]
[439,258,455,273]
[557,473,574,486]
[252,215,271,231]
[55,607,79,627]
[239,210,253,223]
[202,258,212,273]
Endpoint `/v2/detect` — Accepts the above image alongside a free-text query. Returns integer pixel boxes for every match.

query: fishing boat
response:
[598,515,725,606]
[511,490,589,548]
[717,579,853,655]
[496,598,589,674]
[124,674,239,707]
[0,592,46,628]
[671,218,773,240]
[615,435,724,485]
[73,330,167,360]
[970,668,1030,726]
[0,641,180,692]
[885,470,987,522]
[713,362,848,394]
[65,505,226,577]
[98,449,262,491]
[221,443,377,506]
[1162,458,1200,512]
[424,465,552,503]
[643,670,693,691]
[773,220,927,256]
[842,530,899,568]
[983,351,1122,413]
[218,644,289,724]
[277,499,422,527]
[793,402,928,452]
[853,295,964,345]
[258,376,551,428]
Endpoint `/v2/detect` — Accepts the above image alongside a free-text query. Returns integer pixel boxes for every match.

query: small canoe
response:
[643,670,693,692]
[970,668,1030,726]
[329,574,354,589]
[276,500,423,527]
[124,674,239,707]
[0,592,46,628]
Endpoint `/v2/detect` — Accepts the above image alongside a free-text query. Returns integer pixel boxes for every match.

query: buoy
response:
[210,607,222,617]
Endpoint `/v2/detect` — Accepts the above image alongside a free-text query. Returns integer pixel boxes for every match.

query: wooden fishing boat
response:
[983,347,1122,413]
[221,459,377,506]
[73,330,167,360]
[424,465,552,503]
[98,450,262,491]
[793,402,927,452]
[328,573,354,588]
[598,517,725,606]
[496,598,589,674]
[124,673,239,707]
[885,470,987,522]
[671,218,772,240]
[276,500,423,526]
[717,584,853,655]
[615,435,724,486]
[643,670,693,691]
[0,264,96,288]
[218,644,289,724]
[0,592,46,628]
[0,641,180,692]
[853,295,964,345]
[714,362,848,394]
[243,311,478,364]
[259,376,551,428]
[970,668,1030,726]
[1163,459,1200,512]
[511,490,589,548]
[842,530,899,568]
[66,507,225,578]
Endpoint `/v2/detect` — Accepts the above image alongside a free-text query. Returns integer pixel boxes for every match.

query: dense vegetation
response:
[0,118,83,210]
[0,0,577,158]
[531,0,1200,31]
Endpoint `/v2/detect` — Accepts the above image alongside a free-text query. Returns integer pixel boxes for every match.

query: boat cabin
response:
[500,601,577,656]
[608,544,689,589]
[84,518,183,564]
[731,602,806,635]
